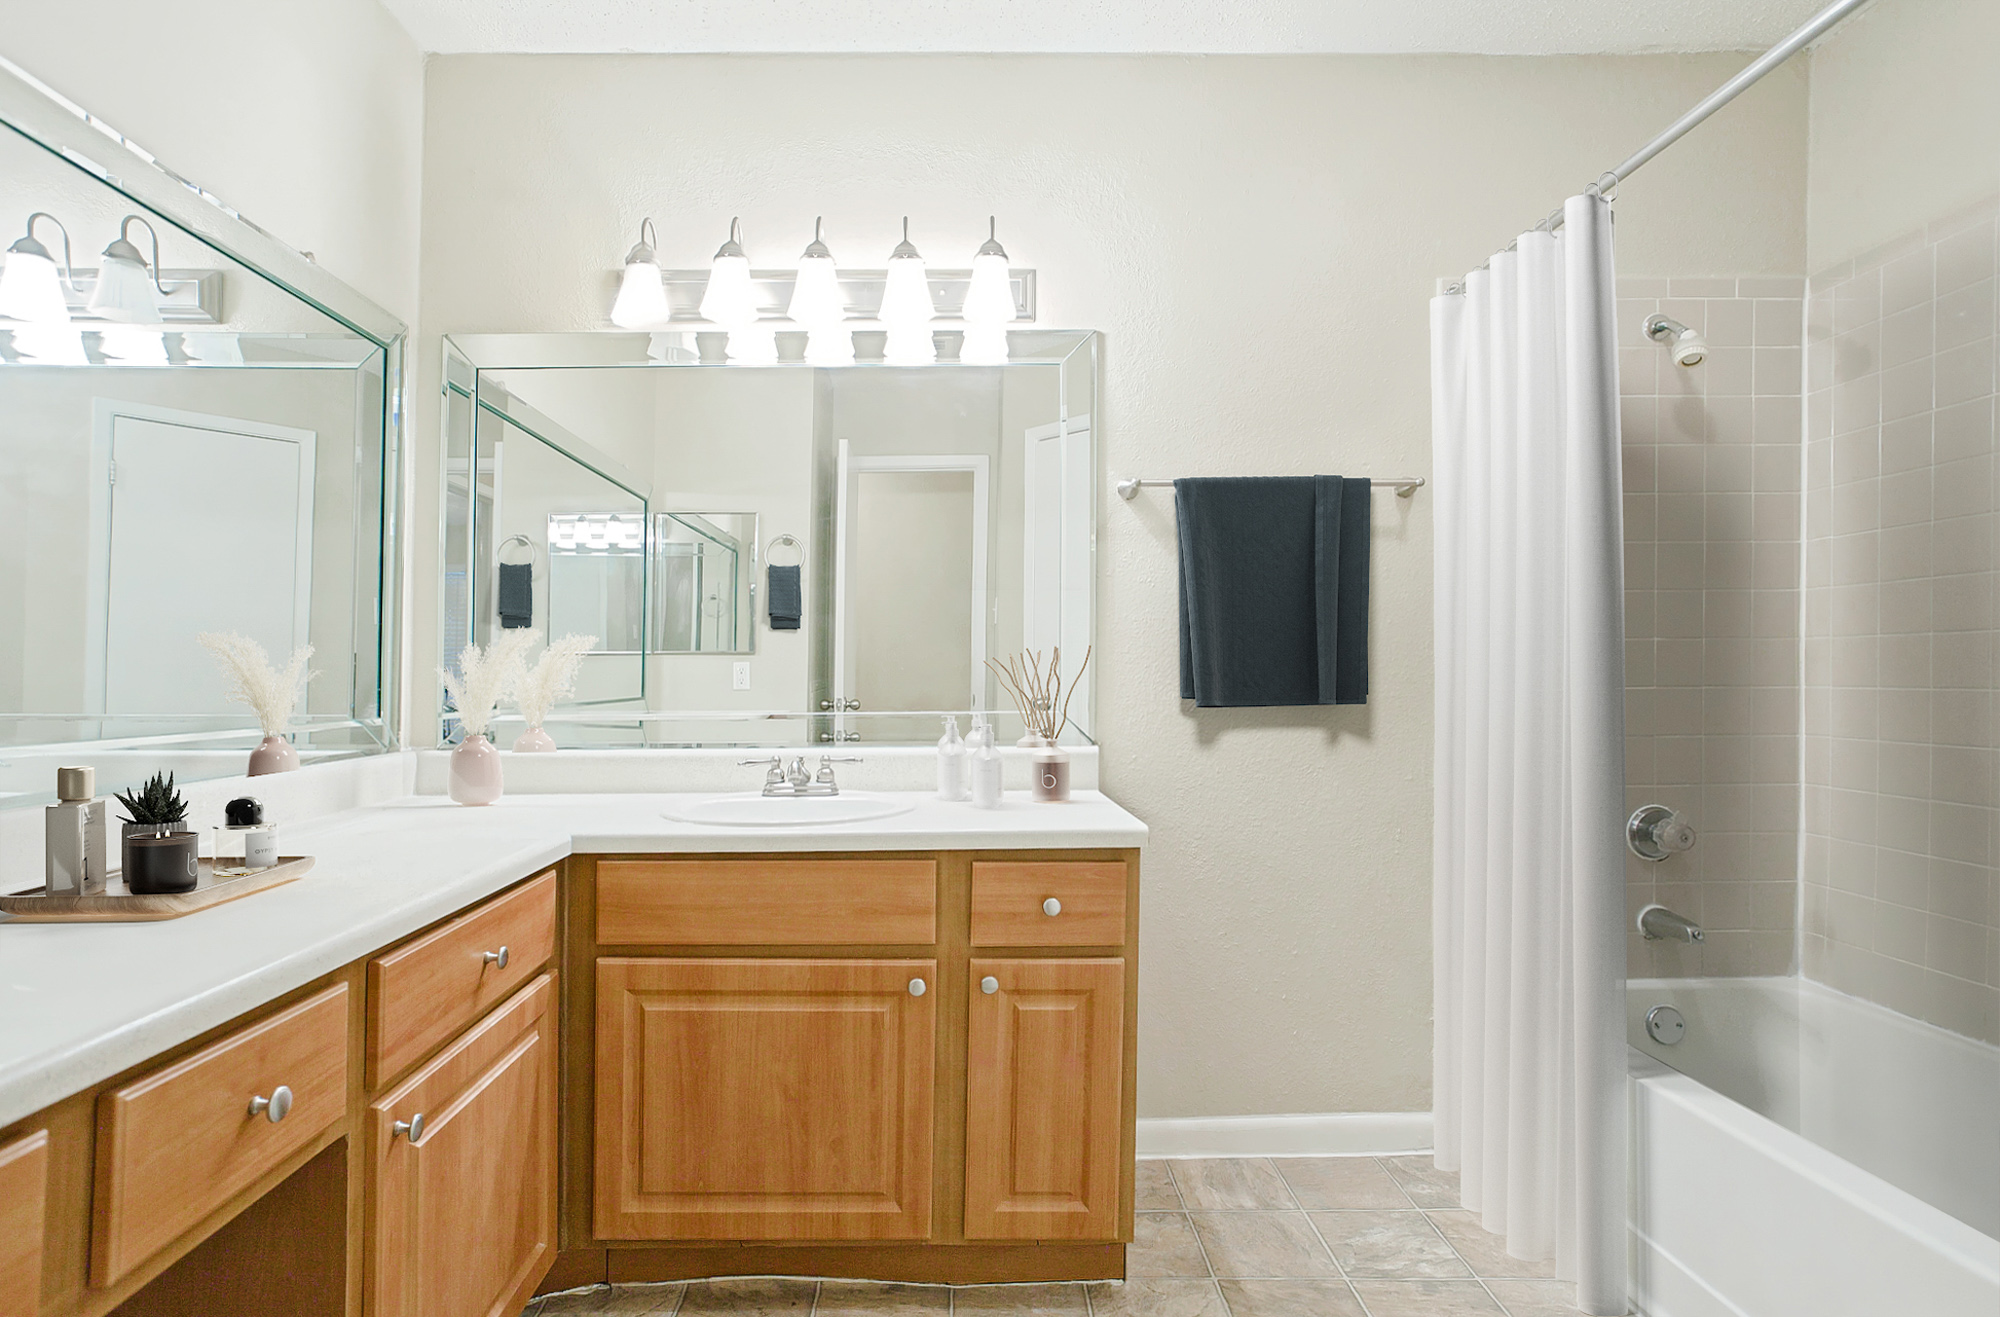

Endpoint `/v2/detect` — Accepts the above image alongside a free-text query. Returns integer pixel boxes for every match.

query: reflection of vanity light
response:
[725,324,778,365]
[98,326,169,365]
[7,325,88,364]
[880,217,935,367]
[960,216,1013,365]
[87,216,170,323]
[548,513,646,553]
[180,331,244,365]
[0,213,76,324]
[610,218,669,329]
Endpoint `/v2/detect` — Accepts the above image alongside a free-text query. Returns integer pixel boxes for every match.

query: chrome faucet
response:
[741,755,861,797]
[1638,904,1704,944]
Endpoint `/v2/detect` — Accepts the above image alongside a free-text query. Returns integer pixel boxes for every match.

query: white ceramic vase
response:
[247,734,299,776]
[512,726,558,753]
[449,734,504,805]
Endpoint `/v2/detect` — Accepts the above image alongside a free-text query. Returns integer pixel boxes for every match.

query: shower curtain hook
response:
[1592,171,1621,203]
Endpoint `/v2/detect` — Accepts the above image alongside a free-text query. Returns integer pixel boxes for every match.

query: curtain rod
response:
[1511,0,1874,247]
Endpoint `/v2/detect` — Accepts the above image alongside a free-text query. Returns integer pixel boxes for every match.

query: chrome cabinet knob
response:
[392,1112,426,1142]
[248,1085,292,1123]
[1043,897,1062,917]
[980,976,1000,995]
[908,978,926,997]
[482,946,509,969]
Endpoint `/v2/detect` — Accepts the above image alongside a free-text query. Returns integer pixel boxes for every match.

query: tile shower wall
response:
[1620,276,1806,980]
[1801,196,2000,1045]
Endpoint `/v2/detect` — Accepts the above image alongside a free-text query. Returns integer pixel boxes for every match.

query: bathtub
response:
[1626,976,1999,1317]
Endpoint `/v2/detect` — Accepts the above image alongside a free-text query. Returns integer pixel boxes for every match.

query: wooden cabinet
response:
[593,957,937,1241]
[0,1128,49,1316]
[964,958,1126,1241]
[369,973,557,1317]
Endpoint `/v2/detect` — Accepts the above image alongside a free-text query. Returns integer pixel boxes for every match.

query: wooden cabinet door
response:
[595,957,936,1241]
[369,974,556,1317]
[0,1129,48,1316]
[964,958,1125,1240]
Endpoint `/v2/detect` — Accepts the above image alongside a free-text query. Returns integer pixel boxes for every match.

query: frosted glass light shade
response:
[86,253,161,324]
[724,324,778,365]
[879,256,934,331]
[610,257,668,328]
[883,324,936,367]
[804,325,854,366]
[959,325,1009,366]
[8,325,87,364]
[699,253,756,327]
[99,326,168,365]
[962,250,1014,326]
[787,254,842,327]
[0,248,69,324]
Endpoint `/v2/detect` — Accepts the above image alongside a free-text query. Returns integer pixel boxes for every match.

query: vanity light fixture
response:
[87,216,170,323]
[959,216,1012,366]
[879,217,935,366]
[787,218,853,367]
[609,218,670,329]
[0,212,77,324]
[697,218,772,363]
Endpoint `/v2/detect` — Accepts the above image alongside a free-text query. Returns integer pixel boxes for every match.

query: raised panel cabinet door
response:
[0,1129,49,1315]
[369,974,557,1317]
[594,957,936,1241]
[964,958,1125,1241]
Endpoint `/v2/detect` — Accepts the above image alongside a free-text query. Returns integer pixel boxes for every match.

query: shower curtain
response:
[1430,193,1628,1316]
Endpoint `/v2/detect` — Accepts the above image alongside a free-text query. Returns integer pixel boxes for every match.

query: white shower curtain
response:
[1430,193,1629,1316]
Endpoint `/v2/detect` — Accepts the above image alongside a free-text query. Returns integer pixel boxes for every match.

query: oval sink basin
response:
[662,792,916,828]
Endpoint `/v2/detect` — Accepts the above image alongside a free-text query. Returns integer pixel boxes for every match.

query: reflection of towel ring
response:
[766,533,804,567]
[498,533,537,568]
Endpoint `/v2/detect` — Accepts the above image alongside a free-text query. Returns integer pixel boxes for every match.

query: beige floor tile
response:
[1483,1279,1585,1316]
[813,1280,950,1313]
[1170,1159,1299,1209]
[678,1277,816,1314]
[1083,1278,1228,1317]
[1427,1211,1557,1279]
[1272,1158,1413,1210]
[1348,1280,1507,1316]
[1377,1156,1462,1209]
[1215,1279,1368,1317]
[1309,1211,1469,1278]
[947,1283,1089,1313]
[1129,1212,1212,1277]
[1136,1159,1184,1209]
[1187,1212,1338,1279]
[539,1286,671,1315]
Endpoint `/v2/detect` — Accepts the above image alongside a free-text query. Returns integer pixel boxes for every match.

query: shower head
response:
[1645,314,1707,367]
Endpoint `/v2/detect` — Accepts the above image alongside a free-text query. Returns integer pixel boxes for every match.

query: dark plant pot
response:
[123,830,199,895]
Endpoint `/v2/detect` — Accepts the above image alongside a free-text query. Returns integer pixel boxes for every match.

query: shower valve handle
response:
[1627,804,1696,861]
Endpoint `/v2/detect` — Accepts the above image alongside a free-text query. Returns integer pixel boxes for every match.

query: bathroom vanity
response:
[0,787,1144,1316]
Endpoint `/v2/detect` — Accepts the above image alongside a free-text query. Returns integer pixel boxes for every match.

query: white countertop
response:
[0,790,1144,1129]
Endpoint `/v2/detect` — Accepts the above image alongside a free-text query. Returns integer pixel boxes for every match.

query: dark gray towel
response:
[497,561,533,630]
[1177,475,1369,707]
[767,564,802,631]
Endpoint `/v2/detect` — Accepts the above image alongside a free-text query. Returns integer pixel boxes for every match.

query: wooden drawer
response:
[367,870,556,1089]
[597,858,937,946]
[0,1129,49,1314]
[970,861,1128,946]
[93,983,348,1286]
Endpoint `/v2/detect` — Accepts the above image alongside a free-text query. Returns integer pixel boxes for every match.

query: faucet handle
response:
[741,756,786,788]
[814,755,861,787]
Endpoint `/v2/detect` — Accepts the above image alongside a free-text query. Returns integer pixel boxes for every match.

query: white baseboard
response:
[1137,1112,1434,1159]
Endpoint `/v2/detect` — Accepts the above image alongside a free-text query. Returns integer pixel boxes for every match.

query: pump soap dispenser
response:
[971,717,1003,809]
[937,716,968,801]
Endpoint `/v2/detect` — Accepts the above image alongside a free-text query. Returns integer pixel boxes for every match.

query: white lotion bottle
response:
[45,765,107,896]
[971,718,1004,809]
[937,716,968,800]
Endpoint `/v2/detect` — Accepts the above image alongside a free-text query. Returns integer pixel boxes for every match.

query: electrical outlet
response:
[732,662,751,691]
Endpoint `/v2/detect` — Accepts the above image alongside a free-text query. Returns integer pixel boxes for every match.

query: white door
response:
[1022,417,1092,734]
[89,404,316,716]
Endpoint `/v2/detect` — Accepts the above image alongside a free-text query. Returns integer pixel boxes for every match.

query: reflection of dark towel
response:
[497,562,533,630]
[1176,475,1370,707]
[767,564,801,631]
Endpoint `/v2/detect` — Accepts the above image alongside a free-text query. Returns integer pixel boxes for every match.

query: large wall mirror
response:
[440,331,1096,747]
[0,60,405,811]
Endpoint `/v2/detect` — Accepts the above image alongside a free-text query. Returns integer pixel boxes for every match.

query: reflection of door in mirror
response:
[835,444,988,742]
[87,403,315,717]
[1023,416,1092,738]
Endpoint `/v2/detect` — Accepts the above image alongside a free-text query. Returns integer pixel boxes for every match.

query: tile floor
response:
[525,1157,1584,1316]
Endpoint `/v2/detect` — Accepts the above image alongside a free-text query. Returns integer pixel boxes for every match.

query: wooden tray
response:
[0,856,315,923]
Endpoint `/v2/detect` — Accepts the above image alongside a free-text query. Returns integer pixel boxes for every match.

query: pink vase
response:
[449,734,504,805]
[247,734,299,776]
[512,726,558,753]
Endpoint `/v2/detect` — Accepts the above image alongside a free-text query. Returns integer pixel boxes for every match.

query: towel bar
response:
[1115,476,1425,501]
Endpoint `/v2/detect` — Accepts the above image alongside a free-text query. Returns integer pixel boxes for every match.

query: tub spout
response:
[1639,903,1704,943]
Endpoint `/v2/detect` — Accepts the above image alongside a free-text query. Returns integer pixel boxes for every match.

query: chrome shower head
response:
[1645,314,1707,367]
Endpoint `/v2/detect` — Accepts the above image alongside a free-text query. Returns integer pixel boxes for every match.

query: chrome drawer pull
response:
[1043,897,1062,917]
[482,946,509,969]
[392,1112,426,1142]
[981,976,1000,995]
[247,1085,292,1123]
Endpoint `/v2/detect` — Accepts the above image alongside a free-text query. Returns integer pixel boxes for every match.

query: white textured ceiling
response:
[381,0,1840,56]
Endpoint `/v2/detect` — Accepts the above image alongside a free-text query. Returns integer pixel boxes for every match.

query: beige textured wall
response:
[1806,0,2000,274]
[2,0,426,322]
[413,53,1807,1116]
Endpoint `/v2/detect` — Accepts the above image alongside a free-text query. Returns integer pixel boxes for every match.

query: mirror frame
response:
[0,54,410,763]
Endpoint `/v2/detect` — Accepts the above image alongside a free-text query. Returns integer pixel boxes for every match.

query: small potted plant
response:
[116,772,199,894]
[511,633,598,751]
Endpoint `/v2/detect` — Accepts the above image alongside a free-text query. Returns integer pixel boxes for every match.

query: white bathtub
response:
[1626,976,2000,1316]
